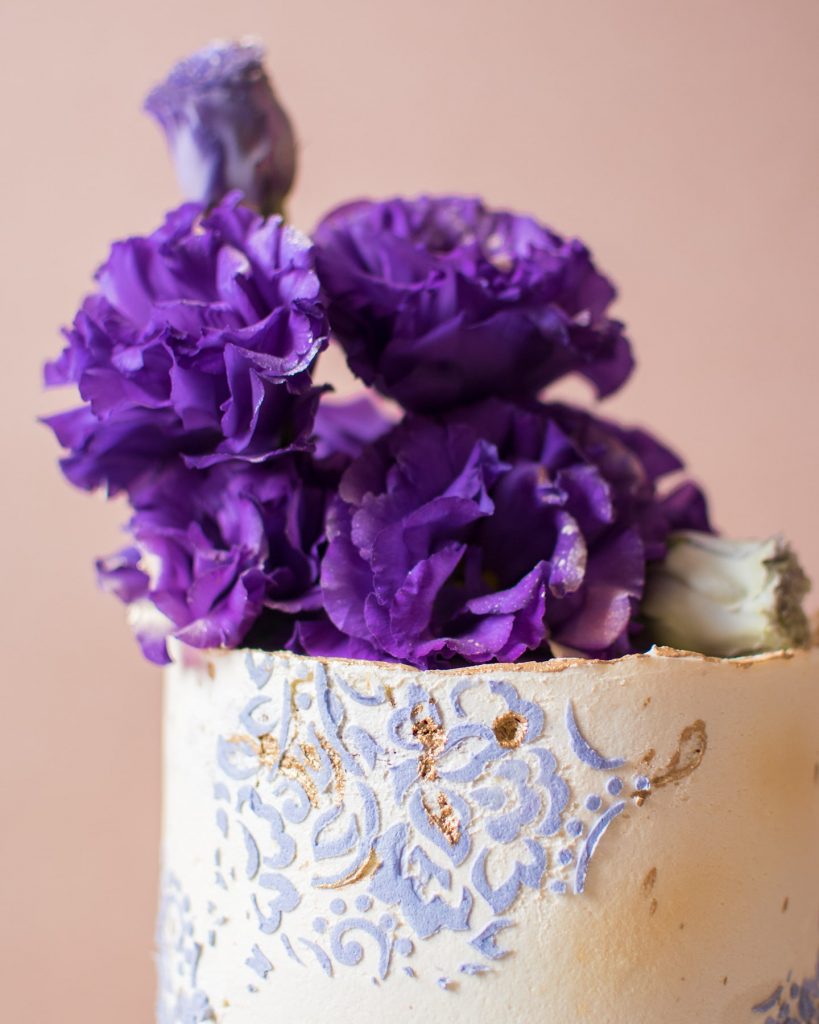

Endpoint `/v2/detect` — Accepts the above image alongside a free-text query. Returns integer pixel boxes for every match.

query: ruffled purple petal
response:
[96,548,151,604]
[661,481,711,533]
[314,195,634,412]
[44,194,329,495]
[294,617,397,662]
[96,458,332,660]
[313,395,396,461]
[318,398,709,667]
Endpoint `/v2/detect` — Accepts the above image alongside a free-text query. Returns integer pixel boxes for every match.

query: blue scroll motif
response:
[245,944,273,979]
[484,760,544,843]
[566,700,625,771]
[330,917,393,980]
[237,786,296,871]
[310,781,379,889]
[299,938,334,976]
[252,873,300,934]
[369,824,474,939]
[532,749,570,836]
[752,958,819,1022]
[217,735,259,781]
[472,840,547,915]
[274,778,312,825]
[312,804,359,861]
[469,918,514,960]
[244,650,275,689]
[574,801,626,894]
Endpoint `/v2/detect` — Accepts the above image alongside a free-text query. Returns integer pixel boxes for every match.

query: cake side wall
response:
[156,649,819,1024]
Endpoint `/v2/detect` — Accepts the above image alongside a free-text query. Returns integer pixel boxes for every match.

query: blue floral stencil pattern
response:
[752,957,819,1023]
[156,873,216,1023]
[207,652,648,987]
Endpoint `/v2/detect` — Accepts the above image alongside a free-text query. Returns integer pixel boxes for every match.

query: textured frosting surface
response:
[158,647,819,1023]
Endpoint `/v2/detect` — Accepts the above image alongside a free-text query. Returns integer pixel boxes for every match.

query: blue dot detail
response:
[330,898,347,916]
[295,692,312,710]
[607,777,623,796]
[395,938,414,957]
[313,917,327,934]
[634,775,651,792]
[585,794,602,811]
[551,880,567,894]
[355,894,373,913]
[566,818,584,837]
[558,848,574,866]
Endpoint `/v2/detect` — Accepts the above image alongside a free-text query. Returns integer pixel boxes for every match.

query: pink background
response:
[2,1,818,1018]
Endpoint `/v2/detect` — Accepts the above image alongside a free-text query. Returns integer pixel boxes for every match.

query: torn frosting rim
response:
[174,641,817,677]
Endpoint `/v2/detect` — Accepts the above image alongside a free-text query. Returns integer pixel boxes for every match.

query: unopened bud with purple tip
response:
[145,39,296,215]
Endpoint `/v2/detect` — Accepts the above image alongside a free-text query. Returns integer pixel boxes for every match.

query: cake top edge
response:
[175,642,816,677]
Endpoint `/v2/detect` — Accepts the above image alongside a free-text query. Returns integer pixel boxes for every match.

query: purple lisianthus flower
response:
[44,193,328,495]
[303,399,709,668]
[145,40,296,215]
[313,196,633,413]
[96,393,392,664]
[98,457,330,664]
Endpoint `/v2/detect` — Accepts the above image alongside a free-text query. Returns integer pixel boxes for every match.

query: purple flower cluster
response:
[301,400,707,668]
[45,193,328,495]
[45,43,712,667]
[314,196,633,413]
[43,188,340,662]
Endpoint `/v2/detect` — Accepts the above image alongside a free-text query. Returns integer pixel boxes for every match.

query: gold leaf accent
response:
[492,710,528,749]
[411,701,446,782]
[257,733,280,769]
[301,742,321,771]
[642,867,658,915]
[317,734,346,801]
[651,721,707,789]
[423,792,461,846]
[313,849,379,890]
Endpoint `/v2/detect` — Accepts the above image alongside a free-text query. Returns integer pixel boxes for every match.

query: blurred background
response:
[2,0,817,1018]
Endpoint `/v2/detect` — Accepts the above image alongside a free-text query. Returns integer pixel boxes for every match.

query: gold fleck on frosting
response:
[412,701,446,781]
[651,720,707,789]
[423,791,461,845]
[492,710,528,748]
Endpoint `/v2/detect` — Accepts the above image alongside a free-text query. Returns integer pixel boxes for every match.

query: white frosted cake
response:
[157,646,819,1023]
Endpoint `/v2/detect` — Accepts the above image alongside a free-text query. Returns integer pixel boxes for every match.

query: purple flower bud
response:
[145,40,296,215]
